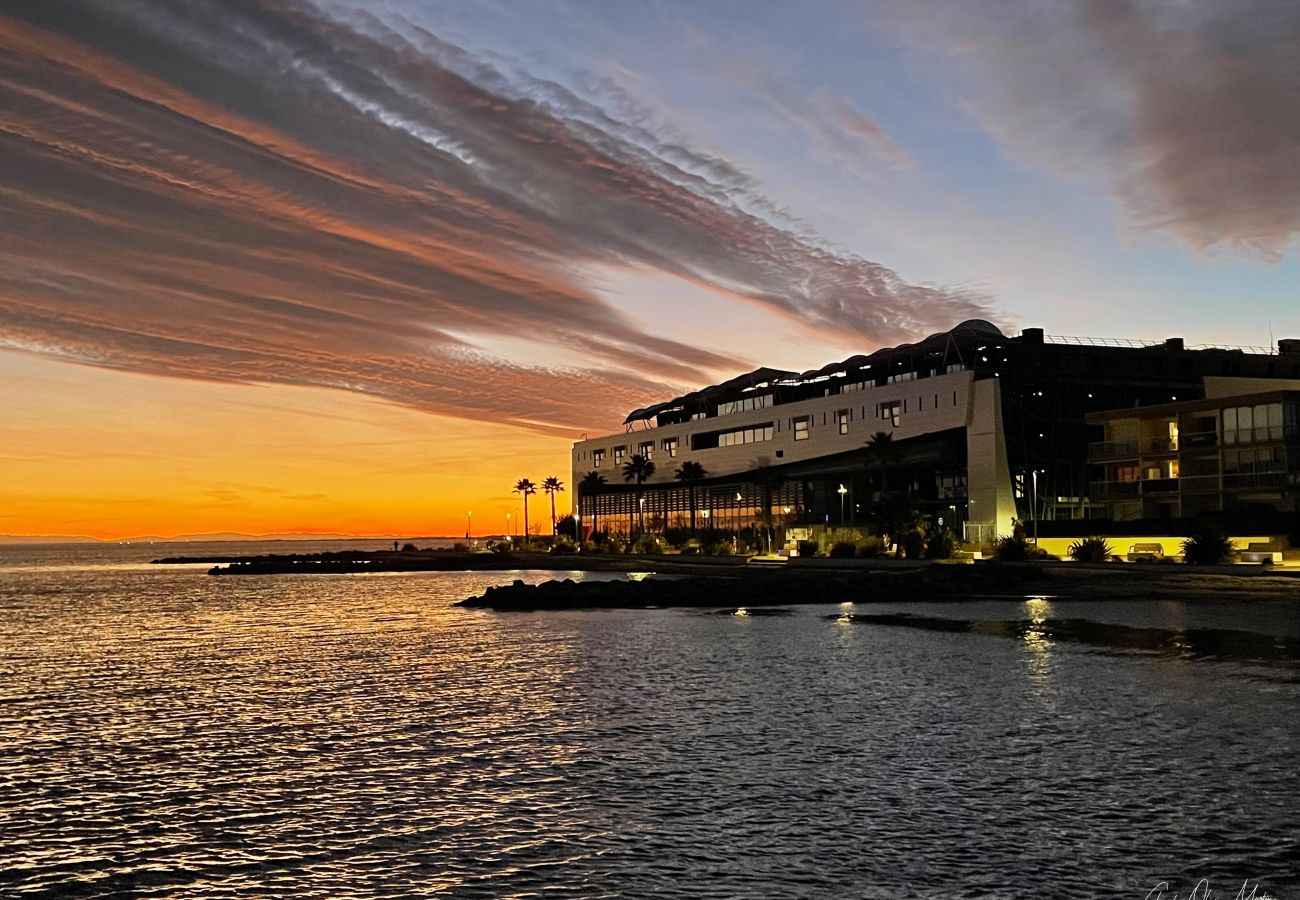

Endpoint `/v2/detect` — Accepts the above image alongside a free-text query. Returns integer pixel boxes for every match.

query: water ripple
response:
[1,560,1297,896]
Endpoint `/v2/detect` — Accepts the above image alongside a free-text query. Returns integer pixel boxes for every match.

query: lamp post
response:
[466,510,472,540]
[506,512,512,541]
[1031,469,1039,544]
[838,483,848,525]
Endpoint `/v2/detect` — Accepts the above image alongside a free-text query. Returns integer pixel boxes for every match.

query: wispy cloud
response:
[0,1,987,433]
[876,0,1300,258]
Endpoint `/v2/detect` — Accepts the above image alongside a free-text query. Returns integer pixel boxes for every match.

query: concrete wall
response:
[572,369,977,487]
[1203,376,1300,399]
[964,378,1017,539]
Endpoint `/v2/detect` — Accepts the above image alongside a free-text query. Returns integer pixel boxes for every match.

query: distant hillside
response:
[0,534,103,544]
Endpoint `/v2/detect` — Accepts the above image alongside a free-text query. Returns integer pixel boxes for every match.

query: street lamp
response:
[837,483,848,524]
[466,510,472,540]
[506,512,512,540]
[1031,469,1040,544]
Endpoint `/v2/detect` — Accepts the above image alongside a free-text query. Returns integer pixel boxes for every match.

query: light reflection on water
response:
[1,546,1298,897]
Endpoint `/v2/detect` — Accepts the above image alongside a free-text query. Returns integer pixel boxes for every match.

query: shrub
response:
[829,541,858,558]
[1068,536,1113,563]
[797,539,819,558]
[631,533,665,555]
[923,526,957,560]
[401,543,419,552]
[856,536,887,559]
[490,540,513,554]
[549,537,577,555]
[1182,530,1234,565]
[900,531,926,560]
[707,540,735,556]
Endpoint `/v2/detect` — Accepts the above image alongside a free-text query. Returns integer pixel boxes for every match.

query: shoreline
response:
[152,548,1300,609]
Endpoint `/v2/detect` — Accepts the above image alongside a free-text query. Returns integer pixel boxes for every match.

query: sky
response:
[1,0,1297,539]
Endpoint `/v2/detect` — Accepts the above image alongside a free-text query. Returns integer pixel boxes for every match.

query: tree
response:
[674,461,708,534]
[542,476,565,535]
[621,454,656,534]
[512,478,537,542]
[746,460,784,553]
[876,494,923,558]
[579,471,607,539]
[865,431,903,498]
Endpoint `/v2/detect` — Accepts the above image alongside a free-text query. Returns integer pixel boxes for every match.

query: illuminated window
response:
[716,394,772,416]
[793,416,810,441]
[639,441,654,460]
[836,409,851,435]
[593,449,605,468]
[718,424,775,447]
[878,401,901,428]
[614,446,625,466]
[662,437,678,458]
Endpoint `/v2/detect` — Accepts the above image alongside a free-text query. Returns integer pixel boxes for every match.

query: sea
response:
[2,541,1297,898]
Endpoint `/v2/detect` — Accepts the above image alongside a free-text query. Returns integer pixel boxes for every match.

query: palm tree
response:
[621,454,656,535]
[746,460,784,554]
[579,471,606,539]
[542,476,565,535]
[674,461,708,534]
[865,431,903,498]
[512,478,537,542]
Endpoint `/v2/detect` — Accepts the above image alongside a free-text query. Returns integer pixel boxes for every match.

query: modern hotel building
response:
[571,320,1300,541]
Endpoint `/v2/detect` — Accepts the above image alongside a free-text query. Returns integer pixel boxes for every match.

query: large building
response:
[571,320,1300,541]
[1088,390,1300,521]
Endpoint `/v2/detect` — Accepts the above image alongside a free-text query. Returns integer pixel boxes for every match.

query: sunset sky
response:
[2,0,1297,539]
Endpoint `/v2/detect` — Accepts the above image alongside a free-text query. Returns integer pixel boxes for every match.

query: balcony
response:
[1091,480,1140,498]
[1142,477,1179,493]
[1177,474,1221,493]
[1088,439,1139,460]
[1224,472,1289,491]
[1145,437,1179,454]
[1181,431,1217,450]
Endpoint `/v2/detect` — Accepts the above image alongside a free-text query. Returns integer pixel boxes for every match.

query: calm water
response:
[2,543,1298,898]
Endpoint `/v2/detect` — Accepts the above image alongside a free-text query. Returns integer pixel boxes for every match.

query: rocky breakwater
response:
[457,563,1050,611]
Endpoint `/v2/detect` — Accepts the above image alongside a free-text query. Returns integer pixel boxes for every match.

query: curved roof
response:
[623,320,1007,423]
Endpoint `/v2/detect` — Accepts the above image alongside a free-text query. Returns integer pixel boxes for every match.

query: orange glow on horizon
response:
[1,351,576,541]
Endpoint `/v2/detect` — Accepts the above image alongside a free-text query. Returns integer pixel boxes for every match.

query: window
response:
[639,440,654,460]
[614,446,625,466]
[841,381,872,393]
[878,401,901,427]
[836,408,851,435]
[793,416,810,441]
[1223,402,1283,444]
[593,449,605,468]
[718,424,774,447]
[888,371,916,384]
[716,394,772,416]
[662,437,678,458]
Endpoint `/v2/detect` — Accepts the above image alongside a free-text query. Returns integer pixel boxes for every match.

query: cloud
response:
[0,1,988,434]
[875,0,1300,257]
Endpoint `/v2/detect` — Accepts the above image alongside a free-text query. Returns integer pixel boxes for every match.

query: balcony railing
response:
[1177,474,1220,493]
[1091,480,1140,497]
[1224,472,1289,491]
[1145,437,1179,453]
[1223,427,1285,445]
[1181,431,1217,450]
[1089,439,1139,460]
